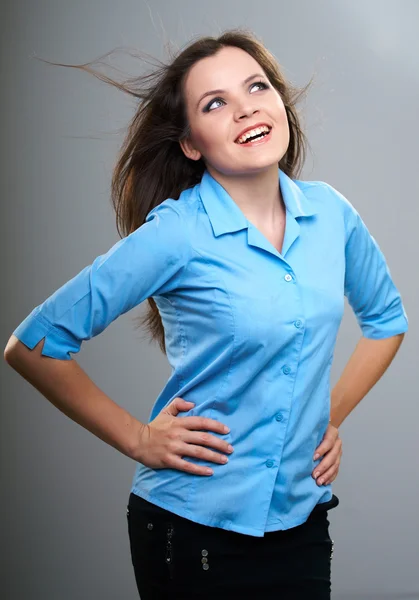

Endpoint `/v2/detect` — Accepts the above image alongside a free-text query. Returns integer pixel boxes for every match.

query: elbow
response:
[5,335,74,366]
[4,335,39,369]
[4,335,21,366]
[393,331,406,344]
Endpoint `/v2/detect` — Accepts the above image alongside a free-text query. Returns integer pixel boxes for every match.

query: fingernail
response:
[313,453,320,460]
[224,426,230,433]
[318,478,324,485]
[314,471,320,479]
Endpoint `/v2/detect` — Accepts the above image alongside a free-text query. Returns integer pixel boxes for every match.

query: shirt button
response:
[282,365,291,375]
[266,459,275,468]
[294,320,303,328]
[284,274,293,282]
[275,413,284,422]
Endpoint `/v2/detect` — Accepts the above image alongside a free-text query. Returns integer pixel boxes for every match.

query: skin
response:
[180,45,289,234]
[318,334,404,485]
[3,47,405,487]
[178,45,346,487]
[178,46,406,487]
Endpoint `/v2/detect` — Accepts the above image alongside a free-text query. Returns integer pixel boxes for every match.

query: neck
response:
[207,163,285,226]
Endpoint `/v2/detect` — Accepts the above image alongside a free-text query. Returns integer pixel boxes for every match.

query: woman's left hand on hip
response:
[312,423,342,486]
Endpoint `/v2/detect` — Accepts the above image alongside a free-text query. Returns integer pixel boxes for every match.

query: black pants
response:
[127,492,338,600]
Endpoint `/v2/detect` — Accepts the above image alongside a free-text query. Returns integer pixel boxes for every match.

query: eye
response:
[250,80,268,93]
[203,97,225,113]
[203,80,269,113]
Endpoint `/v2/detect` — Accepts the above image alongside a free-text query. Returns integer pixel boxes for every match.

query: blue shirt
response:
[13,168,408,537]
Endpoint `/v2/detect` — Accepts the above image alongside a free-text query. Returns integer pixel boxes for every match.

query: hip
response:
[126,492,338,599]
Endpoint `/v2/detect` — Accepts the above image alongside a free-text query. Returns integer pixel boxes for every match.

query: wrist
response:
[127,419,147,461]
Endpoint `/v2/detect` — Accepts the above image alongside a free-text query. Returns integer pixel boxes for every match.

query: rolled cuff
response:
[13,308,81,360]
[359,310,409,340]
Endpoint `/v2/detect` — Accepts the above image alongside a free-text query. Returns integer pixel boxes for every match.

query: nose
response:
[234,103,260,121]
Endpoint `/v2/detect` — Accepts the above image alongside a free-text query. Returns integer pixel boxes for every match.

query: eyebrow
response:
[196,73,266,110]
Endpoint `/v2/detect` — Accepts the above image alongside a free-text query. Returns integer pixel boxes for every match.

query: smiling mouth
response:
[235,125,272,145]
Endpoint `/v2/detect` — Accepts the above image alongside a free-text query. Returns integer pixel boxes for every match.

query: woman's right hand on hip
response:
[133,397,234,476]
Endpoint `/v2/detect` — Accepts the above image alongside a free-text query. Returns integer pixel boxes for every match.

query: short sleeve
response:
[12,202,192,359]
[327,184,408,339]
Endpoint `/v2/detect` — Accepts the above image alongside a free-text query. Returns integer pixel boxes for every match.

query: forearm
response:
[330,333,405,428]
[4,335,145,459]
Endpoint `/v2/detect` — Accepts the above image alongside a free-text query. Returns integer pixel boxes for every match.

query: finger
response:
[315,449,342,484]
[166,397,195,416]
[322,474,338,486]
[325,471,339,485]
[313,426,339,460]
[317,462,340,486]
[183,415,230,435]
[313,437,335,461]
[166,453,215,476]
[313,441,342,480]
[180,439,230,465]
[183,430,234,455]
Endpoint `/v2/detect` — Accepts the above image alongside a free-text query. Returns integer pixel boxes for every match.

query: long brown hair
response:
[41,29,314,354]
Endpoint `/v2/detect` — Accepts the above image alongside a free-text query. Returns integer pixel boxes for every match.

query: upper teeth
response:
[237,125,270,144]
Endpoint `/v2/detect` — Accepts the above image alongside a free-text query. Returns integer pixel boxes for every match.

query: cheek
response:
[283,111,291,137]
[274,106,290,146]
[276,103,289,128]
[191,121,228,155]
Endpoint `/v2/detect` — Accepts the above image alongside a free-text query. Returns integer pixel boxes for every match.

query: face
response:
[180,46,290,178]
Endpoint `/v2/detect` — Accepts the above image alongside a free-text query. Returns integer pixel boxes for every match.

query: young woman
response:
[4,29,408,599]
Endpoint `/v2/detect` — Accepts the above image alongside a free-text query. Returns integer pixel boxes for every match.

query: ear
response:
[179,136,202,161]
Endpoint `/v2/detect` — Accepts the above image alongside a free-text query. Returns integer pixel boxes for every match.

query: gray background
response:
[1,1,418,598]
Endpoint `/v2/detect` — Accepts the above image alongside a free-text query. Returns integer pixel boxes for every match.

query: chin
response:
[242,156,282,172]
[208,151,282,177]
